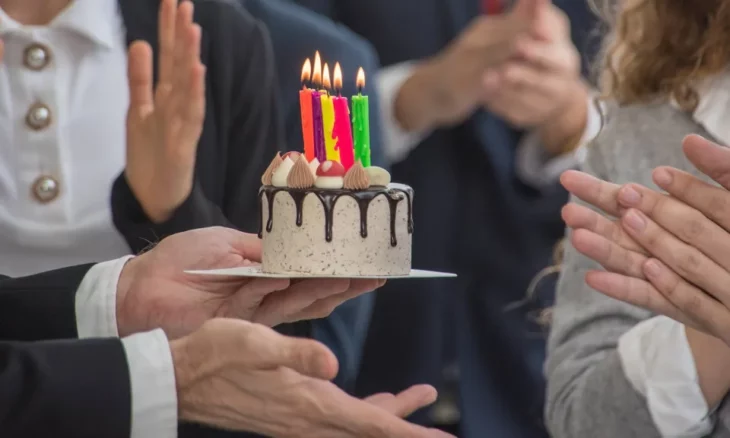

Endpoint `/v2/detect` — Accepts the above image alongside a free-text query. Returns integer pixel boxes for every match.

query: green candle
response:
[352,68,371,167]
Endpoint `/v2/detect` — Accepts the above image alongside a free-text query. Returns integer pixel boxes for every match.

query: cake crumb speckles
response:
[261,152,283,185]
[287,155,316,188]
[343,162,370,190]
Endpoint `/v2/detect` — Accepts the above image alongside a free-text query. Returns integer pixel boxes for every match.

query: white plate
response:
[185,265,457,279]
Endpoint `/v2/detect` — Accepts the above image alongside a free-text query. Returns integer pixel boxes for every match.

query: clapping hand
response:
[116,227,383,338]
[125,0,206,223]
[482,0,588,151]
[561,135,730,345]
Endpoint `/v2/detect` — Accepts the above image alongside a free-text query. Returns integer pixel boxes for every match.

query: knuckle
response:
[707,194,730,219]
[674,249,703,278]
[677,215,706,242]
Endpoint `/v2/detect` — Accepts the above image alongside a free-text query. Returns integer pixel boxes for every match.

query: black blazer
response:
[0,267,132,438]
[110,0,309,340]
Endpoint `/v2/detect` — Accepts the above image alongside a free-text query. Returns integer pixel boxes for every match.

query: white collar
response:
[671,71,730,146]
[0,0,120,50]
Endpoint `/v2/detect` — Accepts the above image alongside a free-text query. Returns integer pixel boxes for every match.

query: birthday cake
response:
[258,53,414,276]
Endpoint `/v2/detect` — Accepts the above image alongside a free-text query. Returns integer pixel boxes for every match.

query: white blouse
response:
[0,0,131,277]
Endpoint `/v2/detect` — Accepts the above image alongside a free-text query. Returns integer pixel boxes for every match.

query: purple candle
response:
[312,92,326,162]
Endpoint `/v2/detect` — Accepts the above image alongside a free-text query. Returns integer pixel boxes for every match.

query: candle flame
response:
[301,58,312,85]
[323,63,332,90]
[333,62,343,92]
[356,67,366,91]
[312,51,322,88]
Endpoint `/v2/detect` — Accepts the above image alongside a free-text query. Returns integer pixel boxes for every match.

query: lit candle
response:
[332,62,355,169]
[352,67,371,167]
[311,52,326,162]
[299,59,315,161]
[321,63,340,163]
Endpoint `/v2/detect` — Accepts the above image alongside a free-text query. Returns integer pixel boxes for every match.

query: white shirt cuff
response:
[376,62,432,164]
[618,316,713,437]
[515,93,602,189]
[75,255,134,339]
[122,329,178,438]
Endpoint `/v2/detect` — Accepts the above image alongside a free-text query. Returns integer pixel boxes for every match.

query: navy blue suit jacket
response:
[291,1,599,437]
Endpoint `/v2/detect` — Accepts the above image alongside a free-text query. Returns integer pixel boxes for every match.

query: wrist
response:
[394,59,443,133]
[116,255,142,337]
[538,82,589,157]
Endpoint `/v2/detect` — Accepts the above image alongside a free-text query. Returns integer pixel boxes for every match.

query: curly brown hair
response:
[594,0,730,112]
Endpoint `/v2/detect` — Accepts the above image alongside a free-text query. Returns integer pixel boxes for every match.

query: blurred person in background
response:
[292,0,599,436]
[547,1,730,436]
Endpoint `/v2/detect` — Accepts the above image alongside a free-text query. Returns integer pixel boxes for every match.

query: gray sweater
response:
[545,100,730,438]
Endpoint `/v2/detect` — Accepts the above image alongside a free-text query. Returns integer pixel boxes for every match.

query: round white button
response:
[23,44,51,71]
[26,103,52,130]
[32,175,60,203]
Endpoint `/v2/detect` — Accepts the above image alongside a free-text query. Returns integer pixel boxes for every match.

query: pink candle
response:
[332,63,355,169]
[333,96,354,169]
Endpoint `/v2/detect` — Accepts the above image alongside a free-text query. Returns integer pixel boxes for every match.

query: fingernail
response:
[644,260,661,278]
[623,210,646,233]
[653,169,673,187]
[619,186,641,206]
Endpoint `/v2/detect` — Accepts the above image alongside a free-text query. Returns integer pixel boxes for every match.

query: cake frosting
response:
[258,153,413,276]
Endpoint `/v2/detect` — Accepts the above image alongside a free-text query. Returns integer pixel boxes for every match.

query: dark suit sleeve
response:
[111,2,281,252]
[0,264,92,341]
[0,339,131,438]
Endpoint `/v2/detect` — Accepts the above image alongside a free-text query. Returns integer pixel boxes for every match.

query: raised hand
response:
[394,0,541,132]
[482,0,588,154]
[173,319,454,438]
[116,227,382,338]
[124,0,206,223]
[560,135,730,345]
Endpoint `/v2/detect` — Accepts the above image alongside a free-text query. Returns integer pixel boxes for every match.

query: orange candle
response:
[299,58,315,161]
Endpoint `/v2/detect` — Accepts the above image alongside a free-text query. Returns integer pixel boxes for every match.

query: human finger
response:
[584,270,699,328]
[252,279,351,326]
[562,203,647,254]
[366,385,438,418]
[560,170,622,217]
[682,134,730,190]
[616,182,730,271]
[653,166,730,233]
[242,323,339,380]
[157,0,176,85]
[167,1,195,114]
[226,278,290,318]
[620,209,730,307]
[571,229,647,278]
[291,280,380,321]
[179,23,206,143]
[514,37,577,74]
[127,41,155,118]
[642,258,730,341]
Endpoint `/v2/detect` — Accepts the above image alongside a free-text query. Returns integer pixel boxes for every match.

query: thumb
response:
[257,329,339,380]
[683,134,730,190]
[511,0,547,25]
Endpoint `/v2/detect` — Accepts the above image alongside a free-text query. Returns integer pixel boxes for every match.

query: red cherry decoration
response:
[316,160,346,177]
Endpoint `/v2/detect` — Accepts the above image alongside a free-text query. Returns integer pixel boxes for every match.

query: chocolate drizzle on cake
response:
[258,185,414,246]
